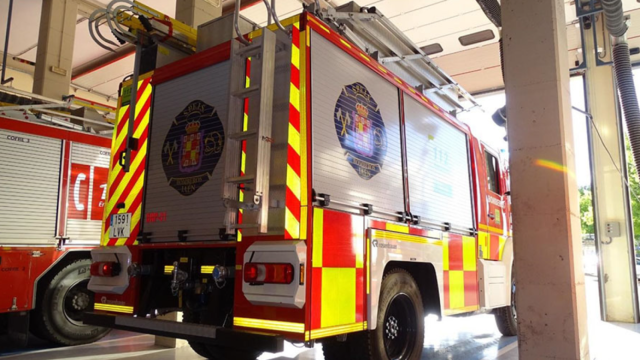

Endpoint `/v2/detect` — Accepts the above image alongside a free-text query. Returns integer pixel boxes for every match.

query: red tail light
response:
[90,262,121,277]
[244,263,294,284]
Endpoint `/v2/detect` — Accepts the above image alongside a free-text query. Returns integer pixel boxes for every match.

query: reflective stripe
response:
[385,223,409,234]
[312,208,323,268]
[462,236,476,271]
[309,322,365,339]
[94,303,134,314]
[233,317,305,333]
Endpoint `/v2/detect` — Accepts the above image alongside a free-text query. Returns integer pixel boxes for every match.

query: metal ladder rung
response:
[228,129,257,141]
[235,43,262,57]
[226,175,255,184]
[231,85,260,99]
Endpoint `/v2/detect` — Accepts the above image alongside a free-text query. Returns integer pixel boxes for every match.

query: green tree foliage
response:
[579,186,594,235]
[625,137,640,246]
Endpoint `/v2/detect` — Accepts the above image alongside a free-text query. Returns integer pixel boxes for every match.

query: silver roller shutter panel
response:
[404,96,474,229]
[143,61,230,241]
[0,129,62,245]
[310,31,405,213]
[66,142,110,245]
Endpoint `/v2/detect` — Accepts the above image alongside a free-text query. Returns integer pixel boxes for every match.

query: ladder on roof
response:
[222,29,278,235]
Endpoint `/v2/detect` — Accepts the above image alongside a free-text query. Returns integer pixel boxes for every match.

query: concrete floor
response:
[0,276,639,360]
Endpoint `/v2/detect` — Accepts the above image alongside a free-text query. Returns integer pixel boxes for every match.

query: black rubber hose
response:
[475,0,502,28]
[602,0,627,38]
[612,43,640,175]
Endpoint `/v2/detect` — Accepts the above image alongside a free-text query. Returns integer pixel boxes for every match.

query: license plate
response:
[109,213,131,238]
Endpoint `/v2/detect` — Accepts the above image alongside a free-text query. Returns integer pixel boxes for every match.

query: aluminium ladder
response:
[222,29,278,235]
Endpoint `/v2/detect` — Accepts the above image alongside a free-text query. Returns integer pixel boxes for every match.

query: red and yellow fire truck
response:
[85,2,515,359]
[0,112,111,346]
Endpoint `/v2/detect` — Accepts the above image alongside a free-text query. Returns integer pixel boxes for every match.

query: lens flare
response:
[534,159,574,178]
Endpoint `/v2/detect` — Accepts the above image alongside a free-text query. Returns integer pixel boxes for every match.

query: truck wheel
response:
[495,274,517,336]
[31,259,110,345]
[350,268,424,360]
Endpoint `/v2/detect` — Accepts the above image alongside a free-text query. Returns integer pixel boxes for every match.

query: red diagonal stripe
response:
[292,25,300,48]
[286,187,301,219]
[106,159,146,221]
[290,65,300,88]
[109,126,149,198]
[289,104,300,132]
[287,145,301,176]
[110,94,151,171]
[116,105,130,135]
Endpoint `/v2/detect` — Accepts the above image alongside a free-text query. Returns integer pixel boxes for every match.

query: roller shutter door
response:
[65,142,110,244]
[0,130,62,245]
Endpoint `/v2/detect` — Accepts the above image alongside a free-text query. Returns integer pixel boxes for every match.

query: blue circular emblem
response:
[161,100,225,196]
[334,82,387,180]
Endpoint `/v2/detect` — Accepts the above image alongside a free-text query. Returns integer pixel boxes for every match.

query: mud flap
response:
[7,311,29,348]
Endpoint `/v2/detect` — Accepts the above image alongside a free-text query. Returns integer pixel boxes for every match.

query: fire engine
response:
[0,98,113,346]
[85,2,515,359]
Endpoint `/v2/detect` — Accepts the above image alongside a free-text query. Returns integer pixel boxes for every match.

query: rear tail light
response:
[244,263,294,284]
[90,261,121,277]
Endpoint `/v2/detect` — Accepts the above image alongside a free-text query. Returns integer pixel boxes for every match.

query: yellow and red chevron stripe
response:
[101,76,152,246]
[285,22,302,239]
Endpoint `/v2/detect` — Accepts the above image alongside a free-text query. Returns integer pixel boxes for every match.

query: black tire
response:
[31,259,110,345]
[183,310,260,360]
[337,268,424,360]
[495,273,517,336]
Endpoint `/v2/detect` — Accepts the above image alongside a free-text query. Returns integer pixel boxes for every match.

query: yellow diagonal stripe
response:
[288,125,300,155]
[290,83,300,111]
[291,45,300,69]
[286,165,301,200]
[106,140,148,212]
[285,207,300,239]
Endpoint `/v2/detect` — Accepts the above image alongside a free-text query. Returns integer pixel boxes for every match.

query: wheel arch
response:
[382,261,442,319]
[32,249,92,309]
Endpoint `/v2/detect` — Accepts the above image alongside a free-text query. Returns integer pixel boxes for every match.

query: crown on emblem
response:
[356,103,368,117]
[185,121,201,134]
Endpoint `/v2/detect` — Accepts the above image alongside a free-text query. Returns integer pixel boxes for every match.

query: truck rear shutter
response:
[143,62,230,241]
[0,129,62,245]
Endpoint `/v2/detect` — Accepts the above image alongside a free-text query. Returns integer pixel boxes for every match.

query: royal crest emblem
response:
[162,100,224,196]
[334,82,387,180]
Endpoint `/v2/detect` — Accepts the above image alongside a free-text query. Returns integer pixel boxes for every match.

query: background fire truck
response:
[0,114,111,346]
[86,2,515,360]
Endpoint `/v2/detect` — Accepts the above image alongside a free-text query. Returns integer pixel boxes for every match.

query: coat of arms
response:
[162,100,225,196]
[334,82,387,180]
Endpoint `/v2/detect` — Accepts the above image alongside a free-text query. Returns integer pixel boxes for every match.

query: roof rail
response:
[314,1,478,113]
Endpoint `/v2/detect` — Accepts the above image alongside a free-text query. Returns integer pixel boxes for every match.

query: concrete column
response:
[583,15,640,323]
[33,0,77,100]
[502,1,590,359]
[176,0,222,28]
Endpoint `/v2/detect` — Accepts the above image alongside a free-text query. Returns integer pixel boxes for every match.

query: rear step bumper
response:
[84,312,284,353]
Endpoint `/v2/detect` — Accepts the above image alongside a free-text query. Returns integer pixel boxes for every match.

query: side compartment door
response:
[482,149,506,261]
[65,143,111,244]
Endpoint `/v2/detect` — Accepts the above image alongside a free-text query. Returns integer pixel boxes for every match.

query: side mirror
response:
[504,191,511,196]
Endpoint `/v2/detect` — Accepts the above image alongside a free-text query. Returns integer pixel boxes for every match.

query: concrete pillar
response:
[33,0,77,100]
[502,1,590,359]
[583,15,640,323]
[176,0,222,28]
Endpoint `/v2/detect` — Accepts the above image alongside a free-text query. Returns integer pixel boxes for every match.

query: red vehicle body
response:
[0,116,111,346]
[86,6,515,360]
